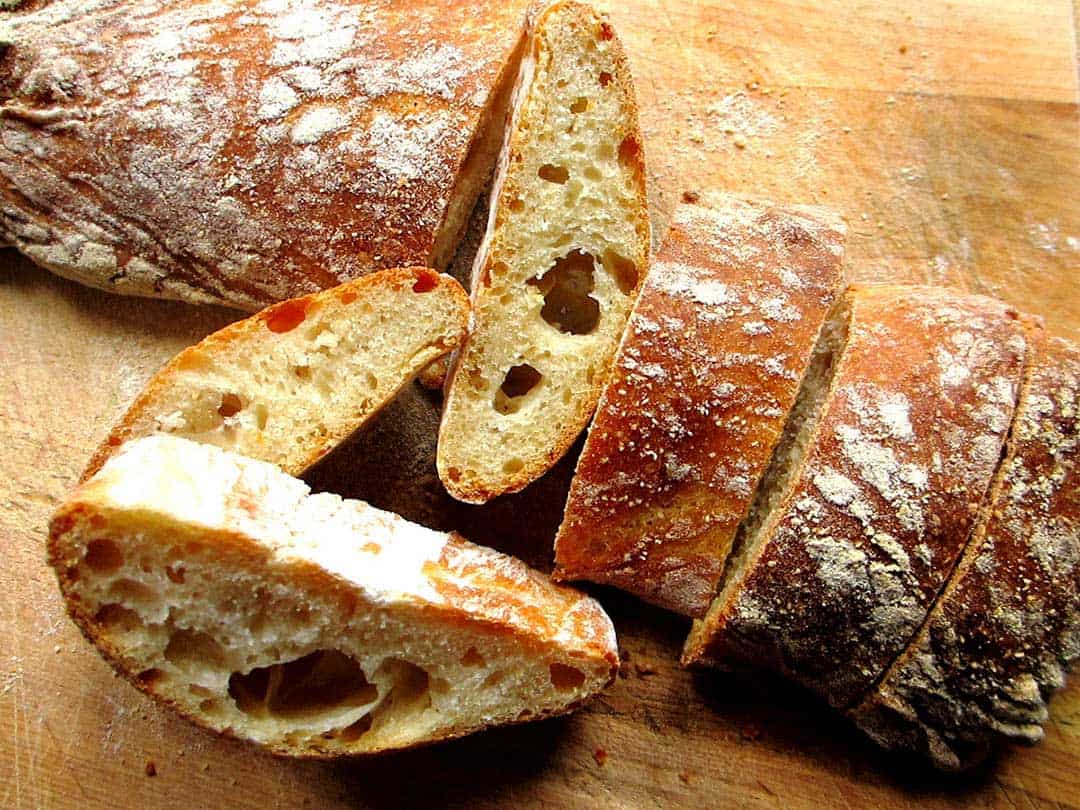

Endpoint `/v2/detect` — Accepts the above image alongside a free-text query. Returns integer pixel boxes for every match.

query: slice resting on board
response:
[50,435,618,757]
[84,268,470,480]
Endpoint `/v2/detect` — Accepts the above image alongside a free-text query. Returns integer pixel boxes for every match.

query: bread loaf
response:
[552,194,847,617]
[849,330,1080,769]
[0,0,527,310]
[683,286,1028,709]
[84,267,469,480]
[437,0,650,504]
[50,434,618,756]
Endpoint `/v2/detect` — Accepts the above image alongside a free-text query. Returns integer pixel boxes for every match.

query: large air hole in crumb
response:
[84,538,123,573]
[95,603,143,632]
[494,364,542,415]
[527,250,601,335]
[599,71,612,86]
[378,659,431,715]
[164,629,226,672]
[503,458,524,475]
[601,249,639,294]
[218,393,243,418]
[538,164,569,184]
[228,650,377,720]
[549,662,586,690]
[108,578,158,606]
[461,647,485,667]
[570,97,589,113]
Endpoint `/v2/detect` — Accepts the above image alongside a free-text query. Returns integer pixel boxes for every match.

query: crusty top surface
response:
[858,332,1080,764]
[695,285,1027,708]
[53,434,617,663]
[554,194,846,617]
[0,0,526,309]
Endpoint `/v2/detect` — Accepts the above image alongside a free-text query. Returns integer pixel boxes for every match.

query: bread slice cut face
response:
[849,330,1080,770]
[683,286,1028,710]
[437,1,651,504]
[553,195,847,617]
[50,435,618,757]
[84,267,469,480]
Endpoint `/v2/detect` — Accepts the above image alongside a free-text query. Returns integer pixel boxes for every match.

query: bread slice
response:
[551,195,847,616]
[83,267,468,480]
[49,435,618,757]
[0,0,528,309]
[437,1,651,504]
[683,286,1028,709]
[849,330,1080,770]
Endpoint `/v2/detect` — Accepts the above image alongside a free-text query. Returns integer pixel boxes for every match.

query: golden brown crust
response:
[553,195,847,617]
[437,0,650,504]
[849,330,1080,770]
[0,0,528,310]
[81,267,469,481]
[684,285,1028,709]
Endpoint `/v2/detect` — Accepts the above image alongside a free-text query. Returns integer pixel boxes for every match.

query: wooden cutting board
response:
[2,1,1078,807]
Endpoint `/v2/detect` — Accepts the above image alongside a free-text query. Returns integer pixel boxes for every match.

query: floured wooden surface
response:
[1,0,1078,807]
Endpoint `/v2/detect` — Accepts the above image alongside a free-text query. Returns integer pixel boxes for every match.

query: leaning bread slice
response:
[849,330,1080,770]
[50,435,618,757]
[84,267,469,480]
[683,286,1028,709]
[552,194,846,616]
[437,1,651,504]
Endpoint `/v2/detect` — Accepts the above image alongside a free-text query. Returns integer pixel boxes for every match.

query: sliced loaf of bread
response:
[50,435,618,757]
[553,194,847,616]
[437,1,650,504]
[683,286,1028,709]
[849,330,1080,769]
[84,267,469,479]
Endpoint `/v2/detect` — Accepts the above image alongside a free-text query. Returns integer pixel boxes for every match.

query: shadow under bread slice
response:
[849,329,1080,770]
[438,1,651,504]
[552,193,847,617]
[84,267,469,480]
[50,435,618,757]
[683,285,1028,710]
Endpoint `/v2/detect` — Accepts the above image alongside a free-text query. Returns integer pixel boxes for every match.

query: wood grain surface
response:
[2,1,1078,807]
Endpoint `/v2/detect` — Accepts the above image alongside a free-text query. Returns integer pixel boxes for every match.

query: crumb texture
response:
[686,286,1027,709]
[85,268,469,478]
[50,435,617,756]
[438,1,649,503]
[851,332,1080,770]
[0,0,527,309]
[553,194,847,617]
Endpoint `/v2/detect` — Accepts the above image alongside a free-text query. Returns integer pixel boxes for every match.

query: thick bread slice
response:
[552,194,847,617]
[50,435,618,757]
[683,286,1027,709]
[849,331,1080,770]
[83,267,469,480]
[0,0,527,310]
[437,1,651,504]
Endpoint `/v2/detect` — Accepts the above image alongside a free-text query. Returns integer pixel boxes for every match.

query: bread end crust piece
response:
[83,267,469,481]
[849,330,1080,770]
[552,194,847,617]
[437,0,651,504]
[50,435,618,757]
[684,285,1027,709]
[0,0,527,310]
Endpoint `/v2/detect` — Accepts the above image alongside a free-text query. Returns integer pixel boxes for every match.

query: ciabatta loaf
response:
[84,268,469,480]
[683,286,1028,709]
[552,195,847,616]
[50,435,618,757]
[0,0,527,310]
[437,1,650,504]
[850,331,1080,770]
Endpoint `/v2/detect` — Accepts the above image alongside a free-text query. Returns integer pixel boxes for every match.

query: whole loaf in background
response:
[0,0,528,310]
